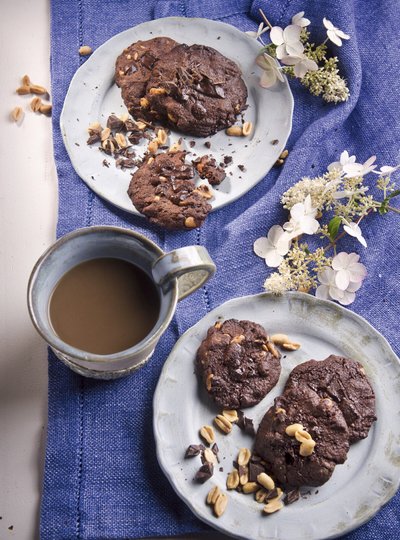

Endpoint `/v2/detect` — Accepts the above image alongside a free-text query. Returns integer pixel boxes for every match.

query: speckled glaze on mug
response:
[27,226,215,379]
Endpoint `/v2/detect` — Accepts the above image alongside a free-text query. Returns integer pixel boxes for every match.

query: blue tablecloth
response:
[42,0,400,538]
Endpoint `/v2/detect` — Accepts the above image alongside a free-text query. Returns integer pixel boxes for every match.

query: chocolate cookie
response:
[127,151,212,230]
[284,355,376,442]
[196,319,281,409]
[254,387,350,487]
[142,44,248,137]
[115,37,178,119]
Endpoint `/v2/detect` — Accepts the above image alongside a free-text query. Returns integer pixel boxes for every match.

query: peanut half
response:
[199,425,215,445]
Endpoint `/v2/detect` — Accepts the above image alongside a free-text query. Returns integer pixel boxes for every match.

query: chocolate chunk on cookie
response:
[193,155,226,185]
[284,355,376,442]
[143,44,248,137]
[115,37,178,119]
[254,386,350,487]
[196,319,281,409]
[127,151,211,230]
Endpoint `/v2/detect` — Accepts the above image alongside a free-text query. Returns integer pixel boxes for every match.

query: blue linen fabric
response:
[43,0,400,538]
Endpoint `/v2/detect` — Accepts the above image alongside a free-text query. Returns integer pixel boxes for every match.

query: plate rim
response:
[60,16,294,217]
[153,291,400,540]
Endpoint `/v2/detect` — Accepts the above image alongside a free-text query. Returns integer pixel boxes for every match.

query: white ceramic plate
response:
[60,17,293,216]
[153,292,400,540]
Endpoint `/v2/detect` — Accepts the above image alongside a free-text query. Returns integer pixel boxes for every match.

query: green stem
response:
[387,205,400,214]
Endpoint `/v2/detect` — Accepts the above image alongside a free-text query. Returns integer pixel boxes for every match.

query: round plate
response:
[153,292,400,540]
[60,17,293,216]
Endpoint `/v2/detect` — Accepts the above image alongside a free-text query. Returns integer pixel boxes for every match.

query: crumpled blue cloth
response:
[42,0,400,538]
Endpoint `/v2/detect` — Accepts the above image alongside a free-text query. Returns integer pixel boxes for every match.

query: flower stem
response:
[387,205,400,213]
[259,8,273,30]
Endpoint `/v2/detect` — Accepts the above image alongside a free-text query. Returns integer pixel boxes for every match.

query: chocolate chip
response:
[224,155,233,165]
[265,488,279,501]
[102,159,110,168]
[189,140,196,147]
[184,444,203,458]
[285,488,300,505]
[107,114,125,131]
[236,410,256,436]
[249,461,265,482]
[238,164,245,172]
[211,442,220,462]
[87,133,101,145]
[195,462,214,483]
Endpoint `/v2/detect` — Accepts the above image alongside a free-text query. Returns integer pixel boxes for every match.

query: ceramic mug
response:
[27,226,216,379]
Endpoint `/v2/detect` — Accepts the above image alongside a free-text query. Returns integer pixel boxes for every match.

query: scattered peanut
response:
[226,469,239,490]
[168,141,182,153]
[255,489,267,503]
[135,120,147,130]
[263,499,284,514]
[203,448,217,464]
[149,87,167,95]
[10,106,24,123]
[242,121,253,137]
[206,485,221,505]
[30,84,48,95]
[39,103,52,116]
[214,414,232,434]
[264,341,280,359]
[280,149,289,159]
[22,74,31,86]
[281,342,301,351]
[115,132,127,148]
[79,45,93,56]
[239,466,249,485]
[225,125,242,137]
[206,373,214,391]
[213,492,228,517]
[270,333,290,346]
[156,128,168,145]
[30,97,42,112]
[16,85,31,95]
[222,410,238,423]
[199,425,215,445]
[100,127,111,141]
[242,482,259,494]
[237,447,251,467]
[140,97,149,108]
[257,472,275,491]
[147,139,159,154]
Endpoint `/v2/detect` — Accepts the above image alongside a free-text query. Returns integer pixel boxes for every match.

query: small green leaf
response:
[328,216,341,241]
[379,189,400,215]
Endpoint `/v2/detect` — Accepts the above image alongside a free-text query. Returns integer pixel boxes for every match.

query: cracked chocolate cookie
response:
[142,44,248,137]
[196,319,281,409]
[115,37,178,119]
[254,386,350,487]
[284,355,376,443]
[127,151,212,230]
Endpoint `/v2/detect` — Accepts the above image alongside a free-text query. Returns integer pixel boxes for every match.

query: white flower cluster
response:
[254,150,400,305]
[246,11,350,103]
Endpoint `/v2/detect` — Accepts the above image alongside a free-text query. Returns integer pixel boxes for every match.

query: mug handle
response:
[151,246,216,301]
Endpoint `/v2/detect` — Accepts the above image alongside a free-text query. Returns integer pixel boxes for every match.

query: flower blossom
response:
[327,150,356,173]
[246,22,269,40]
[254,225,291,267]
[316,267,362,305]
[280,54,318,78]
[332,186,369,199]
[372,163,400,175]
[343,155,377,178]
[256,53,284,88]
[270,25,304,59]
[284,195,320,236]
[291,11,311,28]
[343,221,367,247]
[331,252,367,290]
[323,18,350,46]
